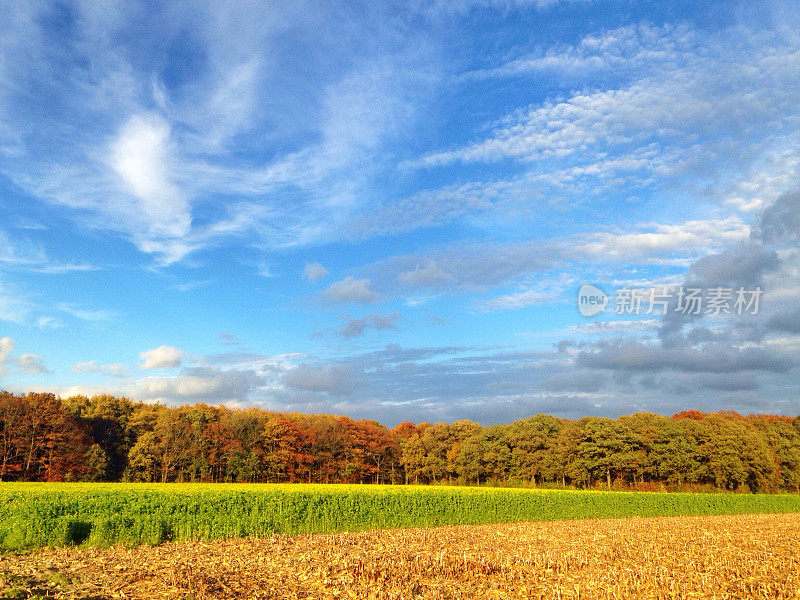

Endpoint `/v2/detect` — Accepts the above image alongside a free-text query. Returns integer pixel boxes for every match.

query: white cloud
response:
[461,23,689,82]
[72,361,102,373]
[562,319,660,335]
[139,345,187,370]
[414,26,800,169]
[0,337,14,374]
[110,113,191,239]
[104,364,129,377]
[0,283,32,325]
[303,262,329,281]
[0,281,112,329]
[55,303,116,323]
[72,360,129,378]
[363,216,755,299]
[398,261,456,286]
[135,366,264,404]
[1,7,799,266]
[0,232,95,274]
[479,289,553,311]
[0,339,49,376]
[171,280,213,292]
[569,218,751,259]
[369,24,800,244]
[0,4,431,264]
[16,353,48,374]
[323,276,385,304]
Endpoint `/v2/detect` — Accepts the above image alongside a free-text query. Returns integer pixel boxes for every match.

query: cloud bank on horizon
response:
[0,0,799,425]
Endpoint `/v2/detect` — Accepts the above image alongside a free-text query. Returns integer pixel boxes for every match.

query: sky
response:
[0,0,799,425]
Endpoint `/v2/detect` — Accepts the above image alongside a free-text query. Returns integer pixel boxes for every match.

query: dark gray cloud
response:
[759,188,800,244]
[687,243,779,288]
[768,309,800,335]
[577,339,794,374]
[541,370,606,393]
[661,372,760,394]
[220,336,800,425]
[283,365,355,395]
[658,243,779,343]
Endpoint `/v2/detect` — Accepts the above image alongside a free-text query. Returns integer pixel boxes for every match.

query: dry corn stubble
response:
[2,512,800,599]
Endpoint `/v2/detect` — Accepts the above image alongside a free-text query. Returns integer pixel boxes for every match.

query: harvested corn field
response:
[3,512,800,599]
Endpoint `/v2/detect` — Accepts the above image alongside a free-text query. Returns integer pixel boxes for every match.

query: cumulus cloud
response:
[672,373,760,393]
[15,353,48,374]
[3,7,800,424]
[72,360,102,373]
[136,366,264,404]
[0,337,14,374]
[72,360,128,377]
[373,22,800,245]
[337,313,400,339]
[323,276,384,304]
[0,339,49,375]
[139,345,186,370]
[303,262,329,281]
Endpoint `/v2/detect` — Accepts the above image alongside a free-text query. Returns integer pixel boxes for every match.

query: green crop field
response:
[1,483,799,550]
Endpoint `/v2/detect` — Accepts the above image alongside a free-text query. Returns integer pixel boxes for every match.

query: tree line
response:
[1,391,799,492]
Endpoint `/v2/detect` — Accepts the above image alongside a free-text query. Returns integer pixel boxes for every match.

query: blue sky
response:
[1,0,799,425]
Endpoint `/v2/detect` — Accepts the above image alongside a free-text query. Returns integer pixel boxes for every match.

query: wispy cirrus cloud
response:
[361,217,755,301]
[0,3,436,265]
[377,22,800,244]
[0,232,95,274]
[414,25,800,169]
